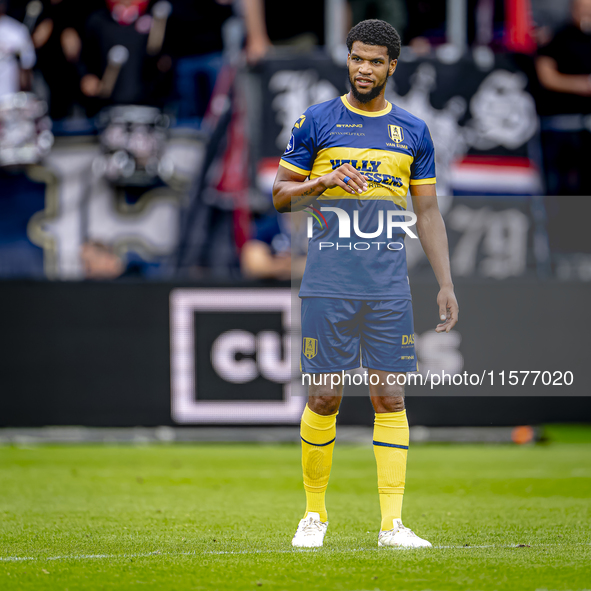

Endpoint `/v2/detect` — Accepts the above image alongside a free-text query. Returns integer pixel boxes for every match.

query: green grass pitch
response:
[1,428,590,590]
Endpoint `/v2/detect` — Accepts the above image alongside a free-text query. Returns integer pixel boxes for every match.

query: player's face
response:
[347,42,397,104]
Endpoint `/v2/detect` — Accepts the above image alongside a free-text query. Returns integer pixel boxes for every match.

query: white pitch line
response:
[1,543,589,563]
[0,547,491,562]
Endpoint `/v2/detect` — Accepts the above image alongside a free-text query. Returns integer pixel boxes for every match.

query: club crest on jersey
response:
[303,337,318,359]
[388,125,404,143]
[294,115,306,129]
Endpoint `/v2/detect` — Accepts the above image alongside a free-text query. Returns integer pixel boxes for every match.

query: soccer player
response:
[272,19,459,548]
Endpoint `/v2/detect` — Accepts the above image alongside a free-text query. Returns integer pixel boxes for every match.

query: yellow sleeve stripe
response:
[409,177,436,186]
[279,159,311,177]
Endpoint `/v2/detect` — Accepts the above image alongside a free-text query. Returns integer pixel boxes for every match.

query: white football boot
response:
[291,512,328,548]
[378,519,432,548]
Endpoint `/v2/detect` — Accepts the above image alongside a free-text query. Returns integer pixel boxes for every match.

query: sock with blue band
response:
[300,403,338,523]
[373,409,409,531]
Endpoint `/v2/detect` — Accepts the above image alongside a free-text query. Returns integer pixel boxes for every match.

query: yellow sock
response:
[300,403,337,523]
[373,410,409,531]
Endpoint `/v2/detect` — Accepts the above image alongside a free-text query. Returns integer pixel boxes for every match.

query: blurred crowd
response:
[0,0,233,120]
[0,0,518,120]
[1,0,591,281]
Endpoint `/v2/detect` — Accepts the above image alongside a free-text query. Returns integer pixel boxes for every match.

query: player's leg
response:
[369,371,409,532]
[293,381,342,548]
[369,371,430,547]
[302,384,342,522]
[362,299,431,548]
[294,297,360,547]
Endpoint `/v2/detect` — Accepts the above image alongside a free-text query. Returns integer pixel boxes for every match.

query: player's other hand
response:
[81,74,101,97]
[319,164,368,195]
[435,287,459,333]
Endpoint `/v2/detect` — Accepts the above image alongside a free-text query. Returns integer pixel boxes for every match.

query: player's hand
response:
[319,164,368,195]
[435,287,459,333]
[61,28,82,62]
[81,74,101,97]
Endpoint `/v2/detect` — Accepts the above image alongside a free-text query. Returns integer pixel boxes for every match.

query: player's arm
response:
[535,56,591,96]
[17,28,37,92]
[240,240,291,280]
[272,164,368,213]
[19,67,33,92]
[410,184,459,333]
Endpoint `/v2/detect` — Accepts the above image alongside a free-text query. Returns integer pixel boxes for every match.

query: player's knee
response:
[372,379,405,398]
[308,394,342,416]
[372,393,405,414]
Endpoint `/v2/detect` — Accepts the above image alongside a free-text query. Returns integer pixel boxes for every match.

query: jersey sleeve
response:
[409,123,436,185]
[279,110,317,177]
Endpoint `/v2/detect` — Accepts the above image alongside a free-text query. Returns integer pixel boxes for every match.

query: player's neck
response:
[345,91,389,113]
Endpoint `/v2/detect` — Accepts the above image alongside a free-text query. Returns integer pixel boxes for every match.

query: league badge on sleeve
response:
[284,133,295,155]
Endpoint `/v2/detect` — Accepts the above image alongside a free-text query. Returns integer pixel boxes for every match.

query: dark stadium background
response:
[0,0,590,441]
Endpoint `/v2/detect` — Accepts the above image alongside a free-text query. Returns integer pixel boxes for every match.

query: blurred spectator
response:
[531,0,570,31]
[163,0,233,122]
[241,209,307,280]
[0,0,36,96]
[405,0,447,48]
[175,62,250,279]
[349,0,406,35]
[81,240,162,280]
[404,0,506,53]
[79,0,172,115]
[81,241,124,280]
[164,0,232,59]
[243,0,325,63]
[32,0,102,119]
[535,0,591,194]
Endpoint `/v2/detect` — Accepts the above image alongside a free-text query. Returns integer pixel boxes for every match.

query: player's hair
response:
[346,19,401,61]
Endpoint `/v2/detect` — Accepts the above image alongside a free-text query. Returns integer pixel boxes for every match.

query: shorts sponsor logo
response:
[402,334,415,345]
[303,337,318,359]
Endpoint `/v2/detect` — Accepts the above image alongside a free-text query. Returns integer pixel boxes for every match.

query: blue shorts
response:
[300,297,418,374]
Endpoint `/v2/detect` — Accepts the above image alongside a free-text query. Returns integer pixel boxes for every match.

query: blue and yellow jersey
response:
[280,94,436,300]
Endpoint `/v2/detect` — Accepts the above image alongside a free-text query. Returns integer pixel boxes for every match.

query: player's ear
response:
[389,59,398,76]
